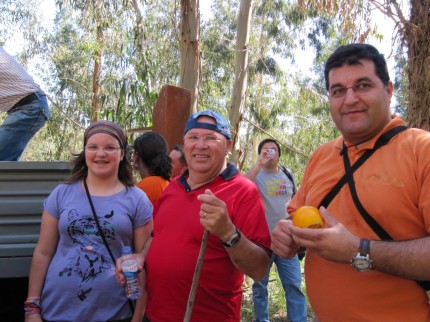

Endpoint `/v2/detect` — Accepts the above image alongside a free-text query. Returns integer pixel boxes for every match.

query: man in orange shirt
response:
[271,43,430,321]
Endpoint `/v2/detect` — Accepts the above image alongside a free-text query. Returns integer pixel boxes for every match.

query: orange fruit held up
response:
[292,206,324,229]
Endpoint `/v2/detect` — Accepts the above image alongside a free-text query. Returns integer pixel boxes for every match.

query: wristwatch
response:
[351,238,372,272]
[222,226,242,248]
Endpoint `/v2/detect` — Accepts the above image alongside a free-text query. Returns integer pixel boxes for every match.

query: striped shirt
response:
[0,47,42,112]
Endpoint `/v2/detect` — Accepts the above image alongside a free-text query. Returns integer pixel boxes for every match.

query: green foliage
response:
[240,70,339,184]
[392,52,408,117]
[0,0,42,45]
[4,0,397,167]
[14,0,181,161]
[200,0,238,110]
[224,0,343,178]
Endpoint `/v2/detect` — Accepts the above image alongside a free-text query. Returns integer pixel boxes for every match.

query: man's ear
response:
[226,139,232,154]
[386,81,394,98]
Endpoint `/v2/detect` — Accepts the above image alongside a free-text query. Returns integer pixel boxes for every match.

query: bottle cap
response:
[122,246,132,254]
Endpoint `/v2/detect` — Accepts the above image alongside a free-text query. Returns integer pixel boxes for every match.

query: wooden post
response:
[152,85,191,152]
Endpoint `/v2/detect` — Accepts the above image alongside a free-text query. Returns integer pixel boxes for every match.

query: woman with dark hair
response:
[25,121,153,322]
[133,132,172,205]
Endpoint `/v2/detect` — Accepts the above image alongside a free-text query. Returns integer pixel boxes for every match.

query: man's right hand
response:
[271,219,300,258]
[258,149,273,166]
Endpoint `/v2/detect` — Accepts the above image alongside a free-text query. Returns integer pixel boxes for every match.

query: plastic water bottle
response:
[121,246,142,300]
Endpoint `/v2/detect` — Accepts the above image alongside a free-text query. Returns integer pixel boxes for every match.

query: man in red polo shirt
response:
[144,110,271,322]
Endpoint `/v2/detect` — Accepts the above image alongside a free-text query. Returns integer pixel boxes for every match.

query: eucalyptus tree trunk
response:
[180,0,201,114]
[90,0,104,122]
[131,0,144,50]
[404,0,430,130]
[229,0,253,165]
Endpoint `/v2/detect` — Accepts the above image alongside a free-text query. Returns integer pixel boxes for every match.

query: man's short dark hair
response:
[324,43,390,90]
[257,138,281,157]
[172,144,187,166]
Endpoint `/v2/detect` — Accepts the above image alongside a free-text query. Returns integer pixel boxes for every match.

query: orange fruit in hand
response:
[292,206,324,229]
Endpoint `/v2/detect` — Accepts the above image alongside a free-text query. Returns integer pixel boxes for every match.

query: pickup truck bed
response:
[0,162,71,278]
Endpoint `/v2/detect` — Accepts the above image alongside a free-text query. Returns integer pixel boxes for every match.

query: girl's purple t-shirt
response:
[40,181,152,321]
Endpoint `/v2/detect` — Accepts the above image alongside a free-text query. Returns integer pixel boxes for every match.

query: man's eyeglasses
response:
[85,145,122,153]
[329,81,376,99]
[184,134,222,144]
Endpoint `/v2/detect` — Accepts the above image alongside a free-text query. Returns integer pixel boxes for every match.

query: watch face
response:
[227,234,240,247]
[352,256,371,271]
[223,228,241,247]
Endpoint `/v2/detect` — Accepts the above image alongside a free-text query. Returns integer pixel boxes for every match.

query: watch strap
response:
[351,238,372,272]
[358,238,370,256]
[222,226,241,247]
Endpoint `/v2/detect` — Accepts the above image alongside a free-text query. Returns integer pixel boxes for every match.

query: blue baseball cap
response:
[184,110,231,140]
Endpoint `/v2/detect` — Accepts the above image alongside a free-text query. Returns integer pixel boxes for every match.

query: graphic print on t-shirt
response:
[264,178,288,197]
[60,209,116,301]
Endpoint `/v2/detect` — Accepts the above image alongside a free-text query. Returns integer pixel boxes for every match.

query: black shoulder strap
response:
[337,127,430,291]
[342,143,393,240]
[318,126,408,209]
[83,177,136,312]
[83,177,117,264]
[281,166,296,196]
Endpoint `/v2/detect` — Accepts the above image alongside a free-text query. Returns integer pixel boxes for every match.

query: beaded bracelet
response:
[25,296,40,303]
[24,309,40,318]
[24,297,41,317]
